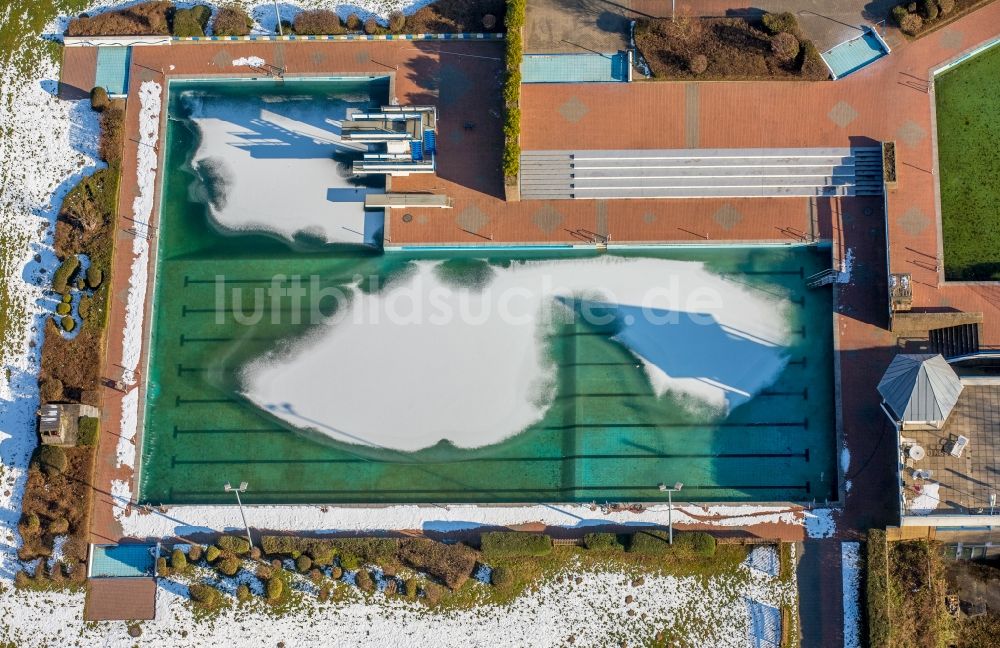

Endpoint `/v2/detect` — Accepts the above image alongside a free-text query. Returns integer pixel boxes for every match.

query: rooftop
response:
[900,382,1000,519]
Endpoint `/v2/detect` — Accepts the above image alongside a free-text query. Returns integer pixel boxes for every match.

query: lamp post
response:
[224,481,254,553]
[658,481,684,544]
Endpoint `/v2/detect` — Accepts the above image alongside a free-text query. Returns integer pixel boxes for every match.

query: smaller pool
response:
[822,29,890,80]
[89,544,157,578]
[522,52,630,83]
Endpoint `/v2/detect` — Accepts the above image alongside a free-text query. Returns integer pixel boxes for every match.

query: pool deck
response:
[60,1,1000,619]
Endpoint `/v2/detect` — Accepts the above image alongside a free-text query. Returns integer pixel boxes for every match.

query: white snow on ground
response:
[746,545,780,578]
[837,248,855,283]
[179,84,379,245]
[115,500,820,538]
[841,542,861,648]
[116,389,139,468]
[840,446,850,473]
[247,257,791,451]
[47,536,68,571]
[232,56,265,67]
[803,508,837,538]
[908,482,941,515]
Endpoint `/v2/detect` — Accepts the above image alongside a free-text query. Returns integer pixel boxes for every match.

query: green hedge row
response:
[480,531,552,558]
[502,0,525,185]
[627,530,716,557]
[867,529,890,648]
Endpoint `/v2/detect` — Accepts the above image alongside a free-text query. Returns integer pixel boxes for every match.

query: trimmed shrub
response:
[345,13,362,31]
[236,583,251,602]
[21,513,40,534]
[90,87,109,112]
[293,9,343,35]
[213,5,252,37]
[217,535,251,555]
[423,581,444,604]
[61,316,76,332]
[355,569,375,593]
[260,536,337,564]
[490,565,514,588]
[689,54,708,75]
[171,5,211,37]
[891,5,911,26]
[761,11,798,35]
[171,548,188,570]
[256,564,273,581]
[189,583,220,608]
[388,11,406,33]
[501,0,526,184]
[404,577,418,598]
[39,377,63,403]
[326,538,398,565]
[205,545,221,562]
[85,265,103,289]
[309,568,323,584]
[363,17,379,34]
[56,302,71,316]
[398,538,478,590]
[330,565,343,580]
[188,544,203,562]
[771,32,800,65]
[583,532,624,551]
[480,532,552,559]
[217,555,241,576]
[35,445,68,477]
[66,1,172,37]
[937,0,955,14]
[627,530,716,557]
[339,553,361,571]
[52,256,79,294]
[295,554,312,573]
[266,576,283,601]
[921,0,939,20]
[99,103,125,165]
[156,556,169,577]
[77,416,99,446]
[900,13,923,35]
[48,517,70,535]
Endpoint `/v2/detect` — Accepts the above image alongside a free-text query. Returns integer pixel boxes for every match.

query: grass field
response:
[936,42,1000,281]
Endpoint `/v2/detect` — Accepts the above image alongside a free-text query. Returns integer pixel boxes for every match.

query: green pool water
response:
[138,79,837,505]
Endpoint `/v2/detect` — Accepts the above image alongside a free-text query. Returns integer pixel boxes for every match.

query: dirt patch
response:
[633,16,828,81]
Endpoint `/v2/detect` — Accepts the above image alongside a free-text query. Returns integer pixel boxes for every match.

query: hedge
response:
[189,582,221,608]
[397,538,479,590]
[326,537,398,566]
[90,87,109,112]
[52,256,79,294]
[66,1,171,36]
[627,530,716,557]
[501,0,525,185]
[217,534,250,555]
[761,11,798,35]
[583,532,624,551]
[260,535,336,565]
[77,416,99,446]
[867,529,890,648]
[292,9,344,35]
[212,5,252,37]
[480,532,552,558]
[171,5,210,38]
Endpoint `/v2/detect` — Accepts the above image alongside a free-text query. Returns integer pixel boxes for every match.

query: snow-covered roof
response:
[877,354,963,423]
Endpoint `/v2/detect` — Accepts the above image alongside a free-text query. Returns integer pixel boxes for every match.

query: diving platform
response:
[344,105,438,176]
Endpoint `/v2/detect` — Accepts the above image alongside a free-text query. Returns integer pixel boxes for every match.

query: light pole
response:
[224,481,254,553]
[659,481,684,544]
[274,0,283,36]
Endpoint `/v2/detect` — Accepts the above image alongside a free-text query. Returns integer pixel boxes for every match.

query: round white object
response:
[909,445,926,461]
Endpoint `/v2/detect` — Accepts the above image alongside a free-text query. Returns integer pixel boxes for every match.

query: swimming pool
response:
[138,80,837,506]
[89,544,156,578]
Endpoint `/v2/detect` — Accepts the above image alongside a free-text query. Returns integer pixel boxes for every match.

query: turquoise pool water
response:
[89,544,156,578]
[822,30,888,79]
[137,78,838,506]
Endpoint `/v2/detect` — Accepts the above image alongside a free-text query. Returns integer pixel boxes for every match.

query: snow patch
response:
[840,446,850,473]
[841,542,861,648]
[804,509,836,538]
[117,388,139,468]
[246,257,791,451]
[232,56,265,67]
[745,545,779,578]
